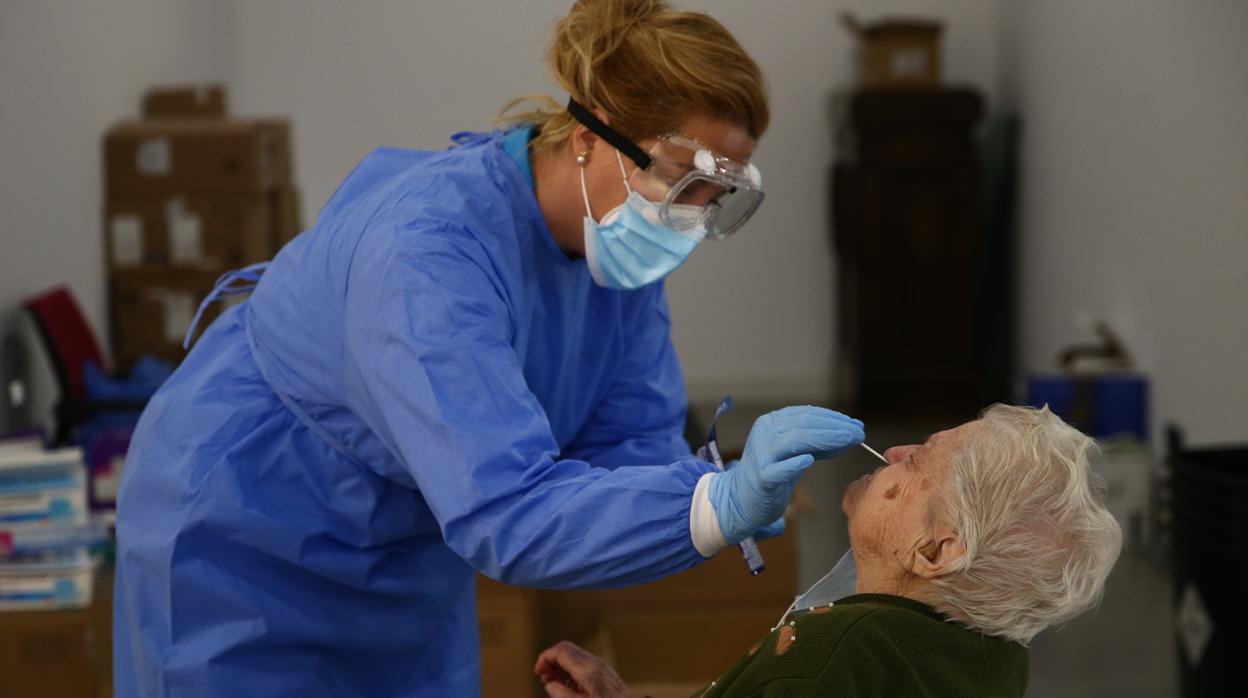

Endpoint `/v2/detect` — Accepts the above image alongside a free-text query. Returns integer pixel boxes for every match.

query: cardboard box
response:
[105,194,273,269]
[104,119,291,196]
[0,564,113,698]
[537,521,797,648]
[142,85,227,119]
[0,608,95,698]
[596,524,797,609]
[842,14,943,88]
[588,607,777,687]
[92,564,114,698]
[478,576,539,698]
[479,528,797,696]
[109,266,224,369]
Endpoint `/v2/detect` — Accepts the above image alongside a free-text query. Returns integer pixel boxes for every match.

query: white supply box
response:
[0,558,98,612]
[0,447,88,535]
[1,522,108,613]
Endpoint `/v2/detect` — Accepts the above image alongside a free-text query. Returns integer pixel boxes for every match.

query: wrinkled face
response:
[842,423,975,562]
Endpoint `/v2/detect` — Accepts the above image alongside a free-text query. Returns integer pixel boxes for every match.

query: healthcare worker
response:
[113,1,865,695]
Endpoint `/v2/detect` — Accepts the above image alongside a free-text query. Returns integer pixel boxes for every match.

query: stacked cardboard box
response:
[102,85,302,369]
[477,577,541,698]
[0,563,114,698]
[477,523,798,698]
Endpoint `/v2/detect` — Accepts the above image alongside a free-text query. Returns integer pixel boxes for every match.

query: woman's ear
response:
[577,108,618,161]
[910,528,966,580]
[571,124,599,163]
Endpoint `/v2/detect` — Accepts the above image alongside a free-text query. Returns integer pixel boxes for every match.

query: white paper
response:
[110,214,143,266]
[136,138,172,176]
[161,292,196,344]
[170,213,203,264]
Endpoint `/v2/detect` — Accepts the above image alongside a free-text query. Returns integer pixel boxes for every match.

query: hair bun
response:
[554,0,669,95]
[500,0,768,152]
[572,0,665,25]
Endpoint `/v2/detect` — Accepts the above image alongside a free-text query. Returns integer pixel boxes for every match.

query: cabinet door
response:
[848,156,984,417]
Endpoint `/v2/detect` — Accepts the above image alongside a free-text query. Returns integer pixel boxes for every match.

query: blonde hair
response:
[931,405,1122,645]
[502,0,769,154]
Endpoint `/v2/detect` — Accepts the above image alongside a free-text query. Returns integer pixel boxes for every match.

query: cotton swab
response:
[860,443,887,463]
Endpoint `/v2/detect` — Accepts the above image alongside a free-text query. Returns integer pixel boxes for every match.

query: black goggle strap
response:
[566,97,653,172]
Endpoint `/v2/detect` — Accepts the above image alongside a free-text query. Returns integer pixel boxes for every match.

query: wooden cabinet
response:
[834,88,993,420]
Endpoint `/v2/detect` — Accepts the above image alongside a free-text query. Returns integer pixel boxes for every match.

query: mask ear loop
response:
[615,150,634,195]
[578,149,636,221]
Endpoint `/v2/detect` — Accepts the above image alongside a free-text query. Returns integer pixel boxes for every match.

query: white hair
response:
[929,404,1122,645]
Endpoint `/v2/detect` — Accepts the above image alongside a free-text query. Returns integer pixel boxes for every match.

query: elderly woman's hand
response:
[535,641,633,698]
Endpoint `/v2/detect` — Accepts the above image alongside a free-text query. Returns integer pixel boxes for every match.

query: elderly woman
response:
[535,405,1123,697]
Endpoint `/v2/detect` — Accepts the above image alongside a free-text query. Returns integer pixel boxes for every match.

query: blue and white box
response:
[0,444,100,611]
[0,447,88,534]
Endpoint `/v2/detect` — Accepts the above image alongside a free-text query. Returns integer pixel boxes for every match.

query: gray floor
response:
[690,401,1179,697]
[1026,550,1176,697]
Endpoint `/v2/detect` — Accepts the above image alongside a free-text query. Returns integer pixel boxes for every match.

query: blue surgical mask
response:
[581,152,706,290]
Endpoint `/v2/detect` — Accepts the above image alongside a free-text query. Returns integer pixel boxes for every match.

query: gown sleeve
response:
[562,283,696,470]
[341,221,716,589]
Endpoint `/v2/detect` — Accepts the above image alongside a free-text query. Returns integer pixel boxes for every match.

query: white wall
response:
[17,2,1233,452]
[227,0,559,241]
[0,0,230,432]
[227,0,1003,405]
[1002,0,1248,447]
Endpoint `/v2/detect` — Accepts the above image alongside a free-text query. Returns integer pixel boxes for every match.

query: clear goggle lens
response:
[625,134,764,240]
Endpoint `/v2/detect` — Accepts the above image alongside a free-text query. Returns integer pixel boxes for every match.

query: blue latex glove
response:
[709,406,864,545]
[753,516,786,542]
[81,357,173,402]
[722,460,785,542]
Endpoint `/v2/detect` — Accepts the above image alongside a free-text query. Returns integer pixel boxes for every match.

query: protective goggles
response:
[568,98,764,240]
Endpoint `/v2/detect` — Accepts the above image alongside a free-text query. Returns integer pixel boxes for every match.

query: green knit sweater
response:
[692,594,1028,697]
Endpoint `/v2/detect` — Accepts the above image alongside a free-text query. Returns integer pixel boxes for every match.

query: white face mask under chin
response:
[775,548,858,628]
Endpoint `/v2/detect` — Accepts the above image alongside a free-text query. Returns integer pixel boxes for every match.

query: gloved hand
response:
[721,459,785,542]
[753,516,786,542]
[709,406,864,545]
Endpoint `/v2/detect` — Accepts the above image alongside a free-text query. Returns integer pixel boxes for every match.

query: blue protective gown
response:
[113,127,717,697]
